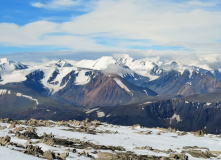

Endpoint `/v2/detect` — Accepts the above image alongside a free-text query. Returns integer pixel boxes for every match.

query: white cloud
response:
[60,0,221,48]
[31,0,81,10]
[1,0,221,56]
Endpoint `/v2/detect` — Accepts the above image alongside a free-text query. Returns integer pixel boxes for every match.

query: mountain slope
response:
[0,84,85,120]
[54,73,157,107]
[145,70,221,96]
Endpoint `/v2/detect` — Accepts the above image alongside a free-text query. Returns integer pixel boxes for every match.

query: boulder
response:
[97,152,117,160]
[0,126,6,130]
[169,154,188,160]
[192,130,206,137]
[25,140,32,146]
[132,124,141,130]
[60,152,69,160]
[24,145,44,157]
[43,150,54,160]
[0,136,11,146]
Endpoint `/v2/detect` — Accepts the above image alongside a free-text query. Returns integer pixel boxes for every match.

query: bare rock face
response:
[57,73,157,107]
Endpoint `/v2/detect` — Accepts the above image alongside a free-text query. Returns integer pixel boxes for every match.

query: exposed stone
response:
[16,131,40,140]
[26,139,32,146]
[27,127,36,133]
[192,130,206,137]
[43,150,54,160]
[0,135,11,146]
[132,124,141,130]
[45,138,55,146]
[0,125,6,130]
[97,152,117,160]
[182,150,215,159]
[169,153,188,160]
[23,145,44,157]
[14,126,24,133]
[9,123,16,129]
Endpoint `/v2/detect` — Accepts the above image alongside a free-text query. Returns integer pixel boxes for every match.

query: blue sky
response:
[0,0,221,60]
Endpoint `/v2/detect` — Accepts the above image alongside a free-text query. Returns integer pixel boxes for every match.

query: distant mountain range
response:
[0,55,221,134]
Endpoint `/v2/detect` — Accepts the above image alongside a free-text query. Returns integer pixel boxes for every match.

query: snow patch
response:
[185,82,192,85]
[85,108,99,114]
[97,111,105,117]
[15,93,39,105]
[143,90,148,95]
[0,89,7,95]
[170,113,182,124]
[114,78,133,96]
[143,101,152,104]
[41,67,73,94]
[75,70,91,85]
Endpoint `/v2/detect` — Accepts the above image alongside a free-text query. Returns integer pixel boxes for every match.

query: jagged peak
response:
[55,59,73,67]
[0,58,28,71]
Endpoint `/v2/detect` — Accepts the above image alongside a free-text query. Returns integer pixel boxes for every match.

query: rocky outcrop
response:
[0,135,11,146]
[0,118,220,160]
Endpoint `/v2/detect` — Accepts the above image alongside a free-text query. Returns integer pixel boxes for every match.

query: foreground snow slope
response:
[0,118,220,160]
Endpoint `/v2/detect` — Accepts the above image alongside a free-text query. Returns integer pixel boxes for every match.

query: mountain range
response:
[0,54,221,134]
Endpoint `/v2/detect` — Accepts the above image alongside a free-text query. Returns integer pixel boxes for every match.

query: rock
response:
[9,123,16,129]
[3,118,13,123]
[179,131,187,136]
[43,150,54,160]
[29,118,38,126]
[21,131,40,139]
[192,130,206,137]
[132,124,141,130]
[60,152,69,160]
[97,152,117,160]
[0,126,6,130]
[8,130,14,134]
[24,145,44,157]
[26,140,32,146]
[182,150,214,159]
[46,138,55,146]
[169,154,188,160]
[0,136,11,146]
[27,127,36,133]
[14,126,24,133]
[168,127,177,133]
[210,151,221,157]
[73,120,81,126]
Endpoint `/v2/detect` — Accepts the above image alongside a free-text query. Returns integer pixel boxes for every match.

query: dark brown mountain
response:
[55,73,157,107]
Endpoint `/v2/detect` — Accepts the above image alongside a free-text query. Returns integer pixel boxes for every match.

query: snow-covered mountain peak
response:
[117,54,134,65]
[0,58,28,71]
[92,56,117,70]
[55,59,73,67]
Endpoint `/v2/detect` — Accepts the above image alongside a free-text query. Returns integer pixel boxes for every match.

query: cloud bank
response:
[0,0,221,57]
